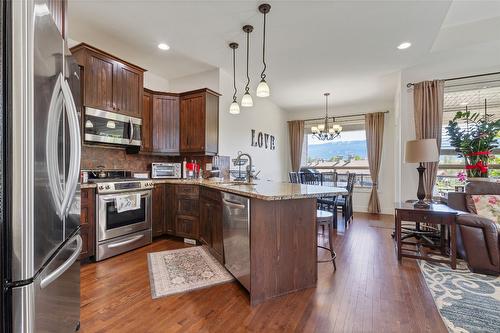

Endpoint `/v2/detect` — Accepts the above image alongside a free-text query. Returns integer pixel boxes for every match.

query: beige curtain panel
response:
[288,120,305,172]
[365,112,385,213]
[413,80,445,199]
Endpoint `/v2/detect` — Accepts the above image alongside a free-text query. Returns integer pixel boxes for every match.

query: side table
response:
[395,202,458,269]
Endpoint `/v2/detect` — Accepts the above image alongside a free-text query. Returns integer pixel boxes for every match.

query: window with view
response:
[436,75,500,195]
[302,117,372,188]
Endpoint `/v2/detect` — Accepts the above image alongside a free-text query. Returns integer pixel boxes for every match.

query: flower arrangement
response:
[446,110,500,178]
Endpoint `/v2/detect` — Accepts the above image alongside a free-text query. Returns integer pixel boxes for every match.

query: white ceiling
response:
[68,0,500,113]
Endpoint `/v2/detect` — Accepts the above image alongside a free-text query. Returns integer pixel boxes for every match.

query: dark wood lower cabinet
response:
[152,184,165,237]
[80,188,95,260]
[175,215,199,239]
[200,188,224,264]
[151,184,223,263]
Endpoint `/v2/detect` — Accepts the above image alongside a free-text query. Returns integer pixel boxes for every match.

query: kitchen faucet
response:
[235,152,253,183]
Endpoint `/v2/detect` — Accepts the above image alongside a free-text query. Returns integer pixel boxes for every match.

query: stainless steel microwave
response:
[84,107,142,146]
[151,163,182,179]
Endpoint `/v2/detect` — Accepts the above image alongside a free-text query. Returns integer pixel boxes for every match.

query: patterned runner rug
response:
[418,259,500,333]
[148,246,234,299]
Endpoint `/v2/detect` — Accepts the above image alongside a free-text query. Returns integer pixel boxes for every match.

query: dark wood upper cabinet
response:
[142,91,153,152]
[114,63,143,117]
[70,43,145,117]
[180,89,220,155]
[152,94,179,154]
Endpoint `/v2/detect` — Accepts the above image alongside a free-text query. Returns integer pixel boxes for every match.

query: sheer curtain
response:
[365,112,385,213]
[413,80,445,199]
[288,120,304,172]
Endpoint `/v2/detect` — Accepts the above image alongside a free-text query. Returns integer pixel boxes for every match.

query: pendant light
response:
[241,25,254,107]
[256,3,271,98]
[229,42,240,114]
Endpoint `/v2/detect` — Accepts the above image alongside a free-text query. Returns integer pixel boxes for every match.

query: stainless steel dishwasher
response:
[222,192,250,291]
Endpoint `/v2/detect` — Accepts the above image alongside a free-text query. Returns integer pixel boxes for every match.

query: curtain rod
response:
[406,71,500,88]
[298,110,389,123]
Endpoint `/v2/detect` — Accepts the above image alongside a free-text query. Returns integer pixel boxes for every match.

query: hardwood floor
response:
[80,213,447,333]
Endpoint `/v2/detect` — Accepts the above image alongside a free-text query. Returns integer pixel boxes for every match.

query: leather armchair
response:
[447,181,499,276]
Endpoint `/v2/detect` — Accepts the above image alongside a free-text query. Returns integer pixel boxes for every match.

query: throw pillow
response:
[471,195,500,225]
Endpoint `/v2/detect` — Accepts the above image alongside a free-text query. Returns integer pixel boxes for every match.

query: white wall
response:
[287,101,395,214]
[169,69,289,182]
[144,72,169,91]
[218,70,289,182]
[396,40,500,202]
[169,69,220,93]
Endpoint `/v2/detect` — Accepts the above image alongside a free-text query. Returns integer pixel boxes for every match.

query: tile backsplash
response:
[81,145,170,172]
[81,145,218,173]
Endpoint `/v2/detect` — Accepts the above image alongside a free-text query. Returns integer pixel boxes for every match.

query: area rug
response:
[418,259,500,333]
[148,246,234,299]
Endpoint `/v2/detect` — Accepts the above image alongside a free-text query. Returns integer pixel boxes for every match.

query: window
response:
[301,116,371,188]
[436,76,500,195]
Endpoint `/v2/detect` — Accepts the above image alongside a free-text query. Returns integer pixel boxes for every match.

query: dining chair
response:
[300,172,322,185]
[335,172,356,226]
[288,172,299,183]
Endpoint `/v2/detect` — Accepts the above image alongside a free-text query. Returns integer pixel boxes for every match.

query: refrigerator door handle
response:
[60,77,81,216]
[40,234,82,289]
[46,74,65,217]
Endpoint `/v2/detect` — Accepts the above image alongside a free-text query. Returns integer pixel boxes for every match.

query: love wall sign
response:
[251,129,276,150]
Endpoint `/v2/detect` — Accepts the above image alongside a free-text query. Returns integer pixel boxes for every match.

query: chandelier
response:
[311,93,342,140]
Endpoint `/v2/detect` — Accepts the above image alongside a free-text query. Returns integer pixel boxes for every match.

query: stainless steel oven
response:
[151,162,182,179]
[84,107,142,147]
[95,180,153,261]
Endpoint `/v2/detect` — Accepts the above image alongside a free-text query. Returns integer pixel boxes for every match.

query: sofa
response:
[447,181,500,275]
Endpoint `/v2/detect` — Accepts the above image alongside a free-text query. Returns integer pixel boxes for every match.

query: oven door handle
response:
[107,234,144,248]
[100,191,151,202]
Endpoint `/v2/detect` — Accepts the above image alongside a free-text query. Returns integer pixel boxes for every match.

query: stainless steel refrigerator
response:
[3,0,82,332]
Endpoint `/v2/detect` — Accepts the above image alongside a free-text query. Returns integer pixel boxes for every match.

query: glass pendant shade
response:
[229,101,240,114]
[317,124,325,131]
[241,92,253,107]
[256,79,270,97]
[311,126,319,133]
[106,120,116,129]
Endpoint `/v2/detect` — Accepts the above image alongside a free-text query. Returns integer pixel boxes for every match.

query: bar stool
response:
[317,209,337,271]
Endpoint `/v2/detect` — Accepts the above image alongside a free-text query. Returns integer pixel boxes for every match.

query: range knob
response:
[98,185,104,190]
[105,185,111,190]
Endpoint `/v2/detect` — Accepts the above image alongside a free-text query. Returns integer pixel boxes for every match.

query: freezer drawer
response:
[222,192,250,291]
[12,233,81,333]
[96,229,152,261]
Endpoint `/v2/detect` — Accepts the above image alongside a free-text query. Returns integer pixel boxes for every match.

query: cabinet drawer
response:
[176,185,199,198]
[177,198,199,216]
[175,215,199,239]
[200,187,221,201]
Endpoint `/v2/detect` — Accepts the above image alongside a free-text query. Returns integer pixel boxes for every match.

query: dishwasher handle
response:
[222,199,246,209]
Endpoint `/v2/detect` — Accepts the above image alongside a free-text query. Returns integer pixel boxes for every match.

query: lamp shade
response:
[405,139,439,163]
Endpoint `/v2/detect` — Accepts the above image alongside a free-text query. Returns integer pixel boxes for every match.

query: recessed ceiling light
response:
[397,42,412,50]
[158,43,170,50]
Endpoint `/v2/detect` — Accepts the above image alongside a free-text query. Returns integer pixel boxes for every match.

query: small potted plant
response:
[446,110,500,180]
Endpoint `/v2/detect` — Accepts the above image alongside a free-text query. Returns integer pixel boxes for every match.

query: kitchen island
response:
[155,179,347,305]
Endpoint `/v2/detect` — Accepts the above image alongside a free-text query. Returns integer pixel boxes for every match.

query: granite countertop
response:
[155,179,348,201]
[81,178,347,201]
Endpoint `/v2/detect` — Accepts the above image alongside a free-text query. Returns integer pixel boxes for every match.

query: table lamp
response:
[405,139,439,208]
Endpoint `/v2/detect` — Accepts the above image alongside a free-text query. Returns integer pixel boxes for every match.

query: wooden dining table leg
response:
[396,213,402,261]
